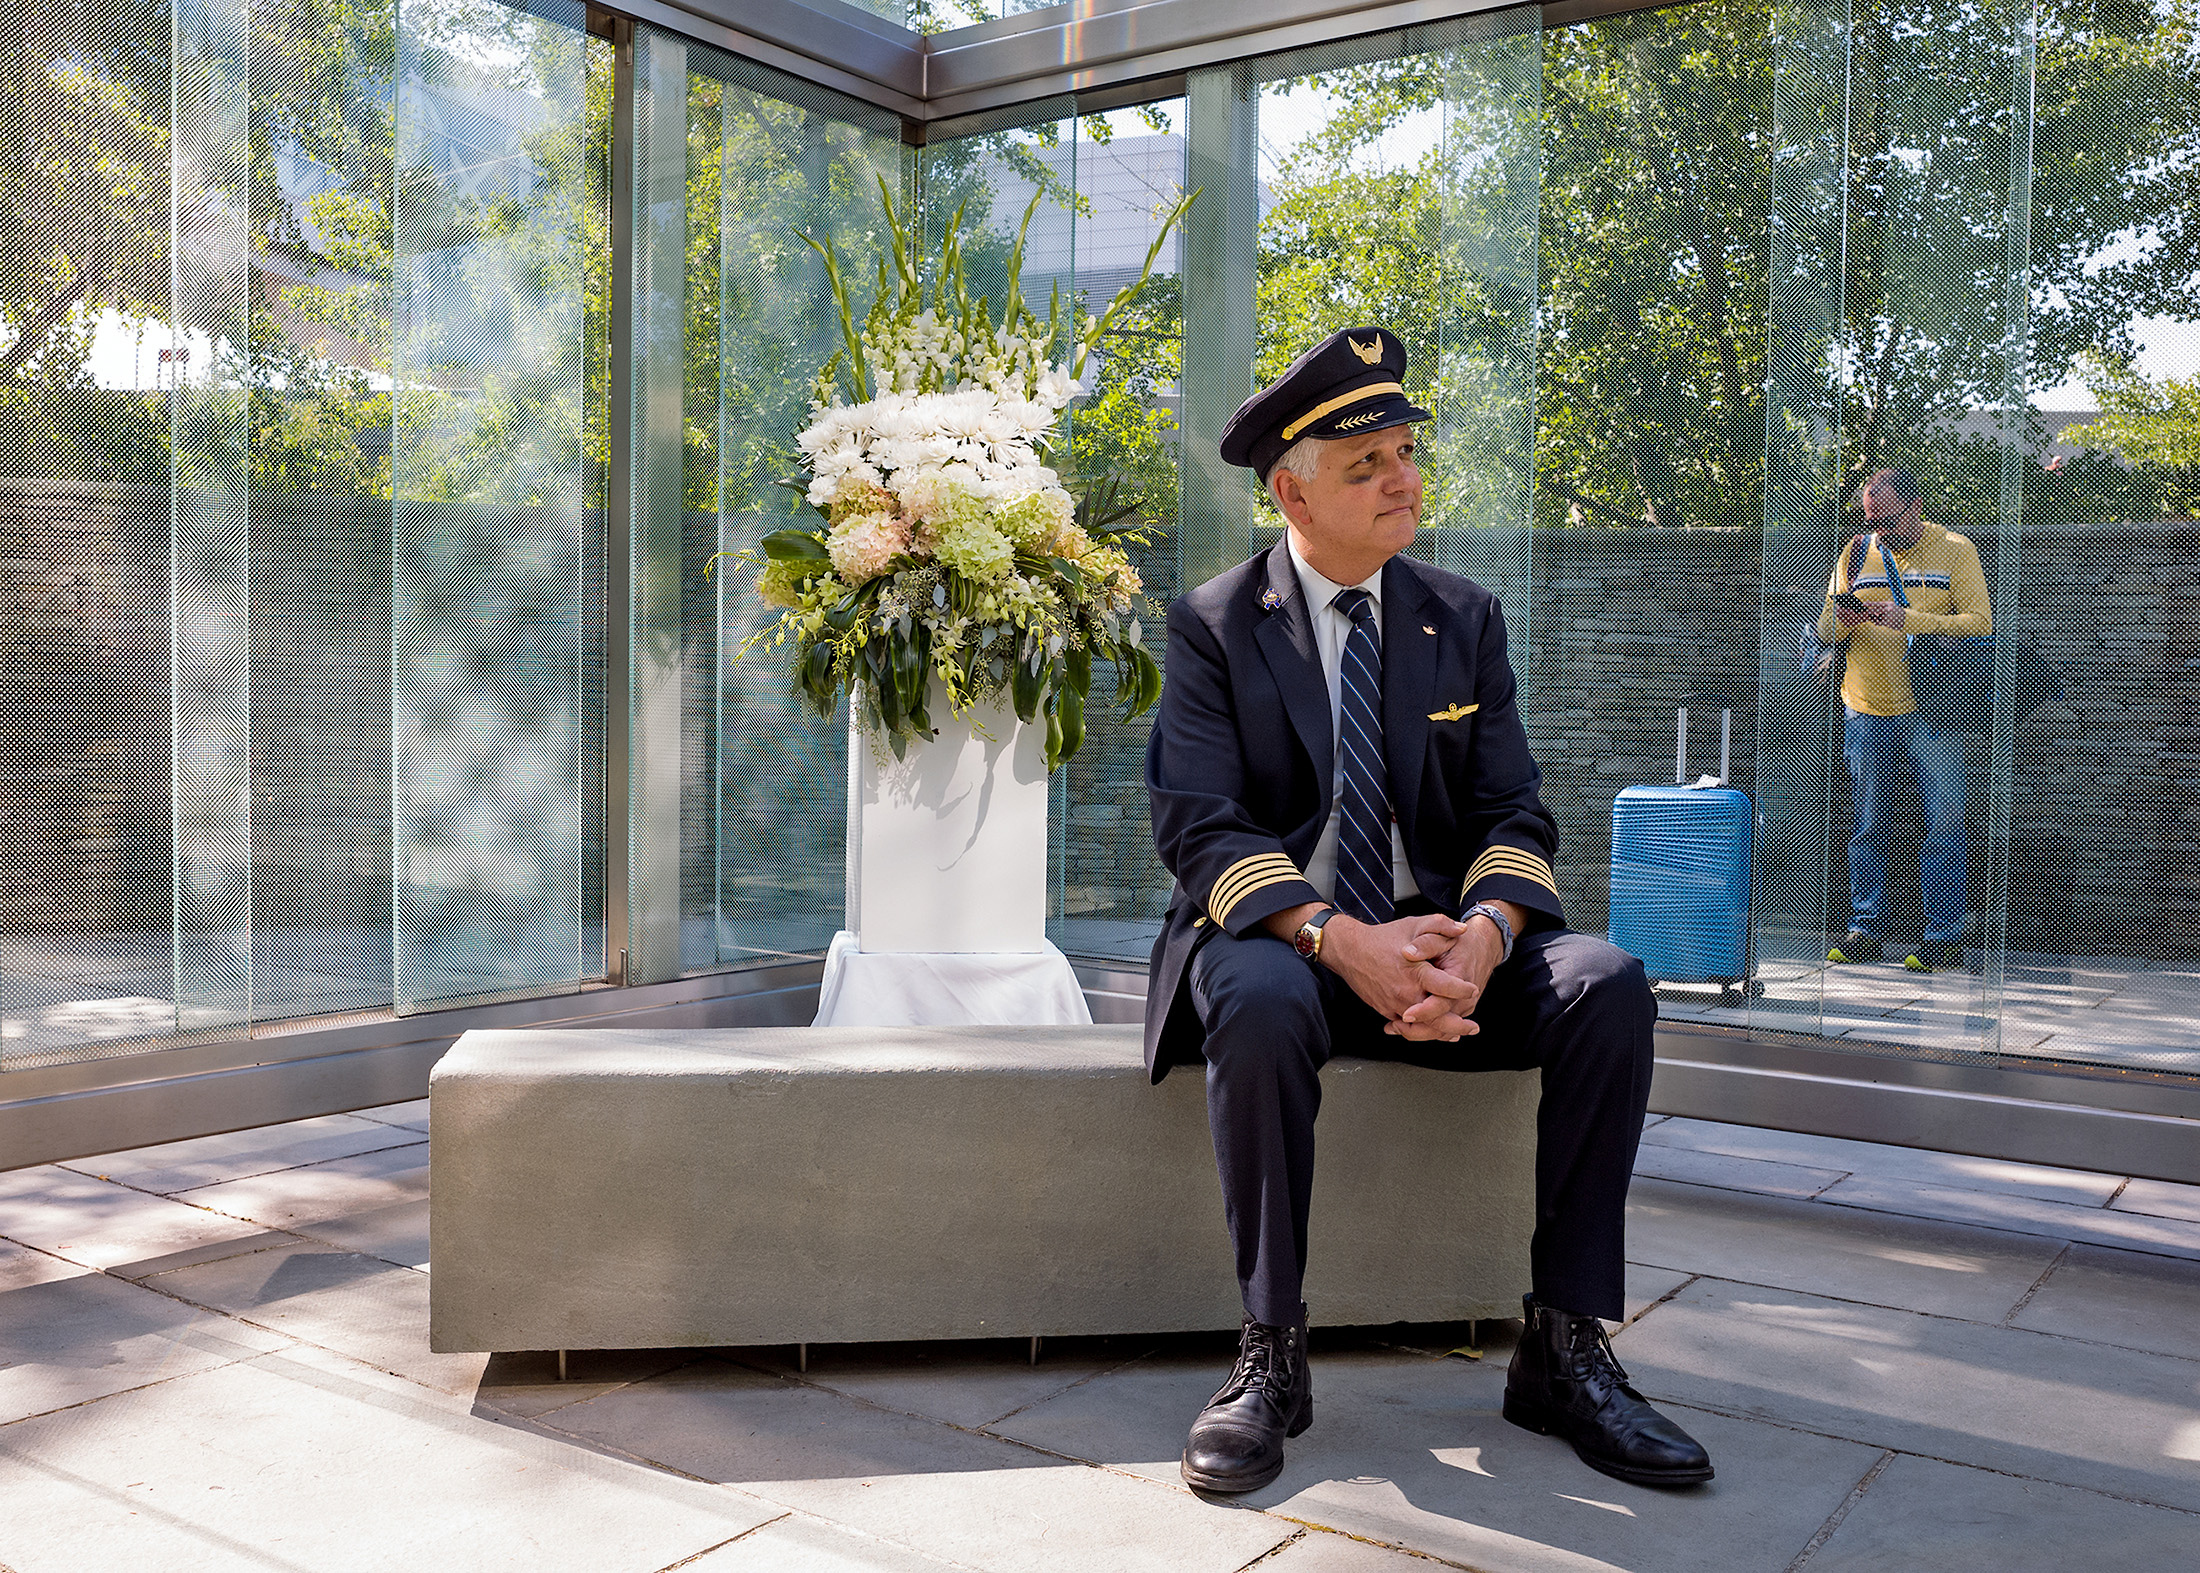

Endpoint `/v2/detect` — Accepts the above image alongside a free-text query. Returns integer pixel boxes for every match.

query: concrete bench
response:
[427,1025,1537,1354]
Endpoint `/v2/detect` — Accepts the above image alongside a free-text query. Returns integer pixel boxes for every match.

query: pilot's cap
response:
[1218,326,1432,481]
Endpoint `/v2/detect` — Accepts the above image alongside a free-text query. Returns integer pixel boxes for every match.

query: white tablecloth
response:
[811,931,1094,1027]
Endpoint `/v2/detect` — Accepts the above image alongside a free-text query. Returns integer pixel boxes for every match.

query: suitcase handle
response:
[1676,707,1732,787]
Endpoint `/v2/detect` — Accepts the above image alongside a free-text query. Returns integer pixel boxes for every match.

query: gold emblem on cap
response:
[1348,334,1383,365]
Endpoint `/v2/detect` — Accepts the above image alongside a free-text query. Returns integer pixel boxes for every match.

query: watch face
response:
[1293,924,1320,958]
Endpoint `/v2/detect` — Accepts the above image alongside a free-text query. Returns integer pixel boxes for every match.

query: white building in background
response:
[979,132,1190,303]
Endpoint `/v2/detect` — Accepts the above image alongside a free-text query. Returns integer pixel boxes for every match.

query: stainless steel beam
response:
[921,0,1536,119]
[596,0,1674,124]
[610,0,927,117]
[0,963,823,1173]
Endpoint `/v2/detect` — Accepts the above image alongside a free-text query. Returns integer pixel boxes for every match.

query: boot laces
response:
[1222,1319,1295,1400]
[1560,1312,1631,1387]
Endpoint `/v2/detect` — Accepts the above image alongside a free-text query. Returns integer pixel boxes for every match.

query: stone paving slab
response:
[1801,1452,2200,1573]
[532,1356,1296,1573]
[0,1344,777,1573]
[2007,1243,2200,1363]
[0,1265,292,1425]
[0,1238,83,1292]
[985,1344,1882,1573]
[2114,1176,2200,1224]
[183,1144,430,1270]
[734,1334,1162,1432]
[1252,1532,1463,1571]
[1631,1145,1846,1200]
[1624,1178,2066,1322]
[348,1099,431,1134]
[1612,1276,2200,1512]
[144,1240,489,1397]
[473,1349,708,1422]
[55,1116,420,1196]
[689,1510,973,1571]
[1815,1173,2200,1260]
[1621,1263,1693,1324]
[0,1166,275,1272]
[1641,1118,2126,1207]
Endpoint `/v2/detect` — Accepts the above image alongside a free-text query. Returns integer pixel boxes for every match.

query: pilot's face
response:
[1274,425,1424,577]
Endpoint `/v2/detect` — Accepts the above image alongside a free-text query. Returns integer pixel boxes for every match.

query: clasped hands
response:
[1271,903,1510,1043]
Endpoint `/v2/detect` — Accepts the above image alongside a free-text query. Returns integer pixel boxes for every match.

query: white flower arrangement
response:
[720,177,1194,769]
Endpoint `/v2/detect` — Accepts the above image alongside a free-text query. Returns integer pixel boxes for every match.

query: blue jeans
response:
[1844,708,1967,944]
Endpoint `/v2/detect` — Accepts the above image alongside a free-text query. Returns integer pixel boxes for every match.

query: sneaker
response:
[1828,932,1882,964]
[1903,942,1965,973]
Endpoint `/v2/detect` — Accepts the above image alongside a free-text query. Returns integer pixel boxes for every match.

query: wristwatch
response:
[1292,908,1338,962]
[1465,901,1516,965]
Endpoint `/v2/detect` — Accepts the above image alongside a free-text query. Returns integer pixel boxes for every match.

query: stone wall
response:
[0,481,172,951]
[1057,519,2200,962]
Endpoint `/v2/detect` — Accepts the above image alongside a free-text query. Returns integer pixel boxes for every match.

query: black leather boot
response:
[1180,1309,1313,1493]
[1504,1295,1713,1487]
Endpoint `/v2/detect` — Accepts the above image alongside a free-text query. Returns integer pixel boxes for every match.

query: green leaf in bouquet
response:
[1133,646,1163,718]
[1066,644,1092,696]
[1012,642,1045,723]
[1043,700,1065,774]
[1056,679,1086,766]
[801,643,835,717]
[762,529,829,561]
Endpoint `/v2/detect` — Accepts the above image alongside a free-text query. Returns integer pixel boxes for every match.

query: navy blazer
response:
[1142,535,1565,1082]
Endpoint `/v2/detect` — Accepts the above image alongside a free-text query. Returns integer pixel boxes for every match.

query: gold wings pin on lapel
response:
[1427,702,1479,722]
[1348,334,1383,365]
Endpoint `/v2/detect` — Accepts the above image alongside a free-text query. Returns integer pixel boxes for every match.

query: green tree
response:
[2063,356,2200,515]
[0,4,173,482]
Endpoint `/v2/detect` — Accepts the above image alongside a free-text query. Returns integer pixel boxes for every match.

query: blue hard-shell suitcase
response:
[1609,709,1754,995]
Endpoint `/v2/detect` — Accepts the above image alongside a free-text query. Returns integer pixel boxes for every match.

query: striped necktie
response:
[1331,587,1392,925]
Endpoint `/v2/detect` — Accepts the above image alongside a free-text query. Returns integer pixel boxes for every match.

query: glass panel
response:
[630,26,909,980]
[1062,22,1544,967]
[1749,0,2034,1056]
[0,3,179,1068]
[249,0,400,1027]
[1056,101,1189,962]
[171,0,254,1043]
[391,0,599,1013]
[2004,0,2200,1074]
[1754,0,1853,1039]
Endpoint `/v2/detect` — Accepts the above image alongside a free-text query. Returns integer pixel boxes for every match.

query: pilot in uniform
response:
[1144,326,1712,1494]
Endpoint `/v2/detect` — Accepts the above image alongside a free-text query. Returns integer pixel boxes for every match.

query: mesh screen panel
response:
[0,4,180,1068]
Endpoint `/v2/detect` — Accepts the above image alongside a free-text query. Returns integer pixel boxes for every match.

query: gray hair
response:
[1267,434,1327,493]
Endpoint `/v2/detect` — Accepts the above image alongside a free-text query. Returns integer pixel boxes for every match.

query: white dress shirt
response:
[1287,535,1420,907]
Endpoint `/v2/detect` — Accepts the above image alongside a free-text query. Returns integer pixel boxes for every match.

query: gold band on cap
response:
[1280,381,1404,443]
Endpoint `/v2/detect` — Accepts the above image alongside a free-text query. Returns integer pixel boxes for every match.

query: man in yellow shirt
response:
[1817,469,1991,973]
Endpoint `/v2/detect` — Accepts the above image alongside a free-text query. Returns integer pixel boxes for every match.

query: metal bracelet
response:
[1465,901,1516,965]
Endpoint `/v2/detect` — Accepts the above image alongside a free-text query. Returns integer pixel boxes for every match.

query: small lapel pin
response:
[1427,702,1480,722]
[1422,624,1437,635]
[1260,586,1283,610]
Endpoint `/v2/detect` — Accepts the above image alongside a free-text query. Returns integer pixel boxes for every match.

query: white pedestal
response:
[818,693,1091,1027]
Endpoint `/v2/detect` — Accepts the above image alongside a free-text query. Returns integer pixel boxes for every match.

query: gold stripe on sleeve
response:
[1465,846,1559,899]
[1208,853,1304,928]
